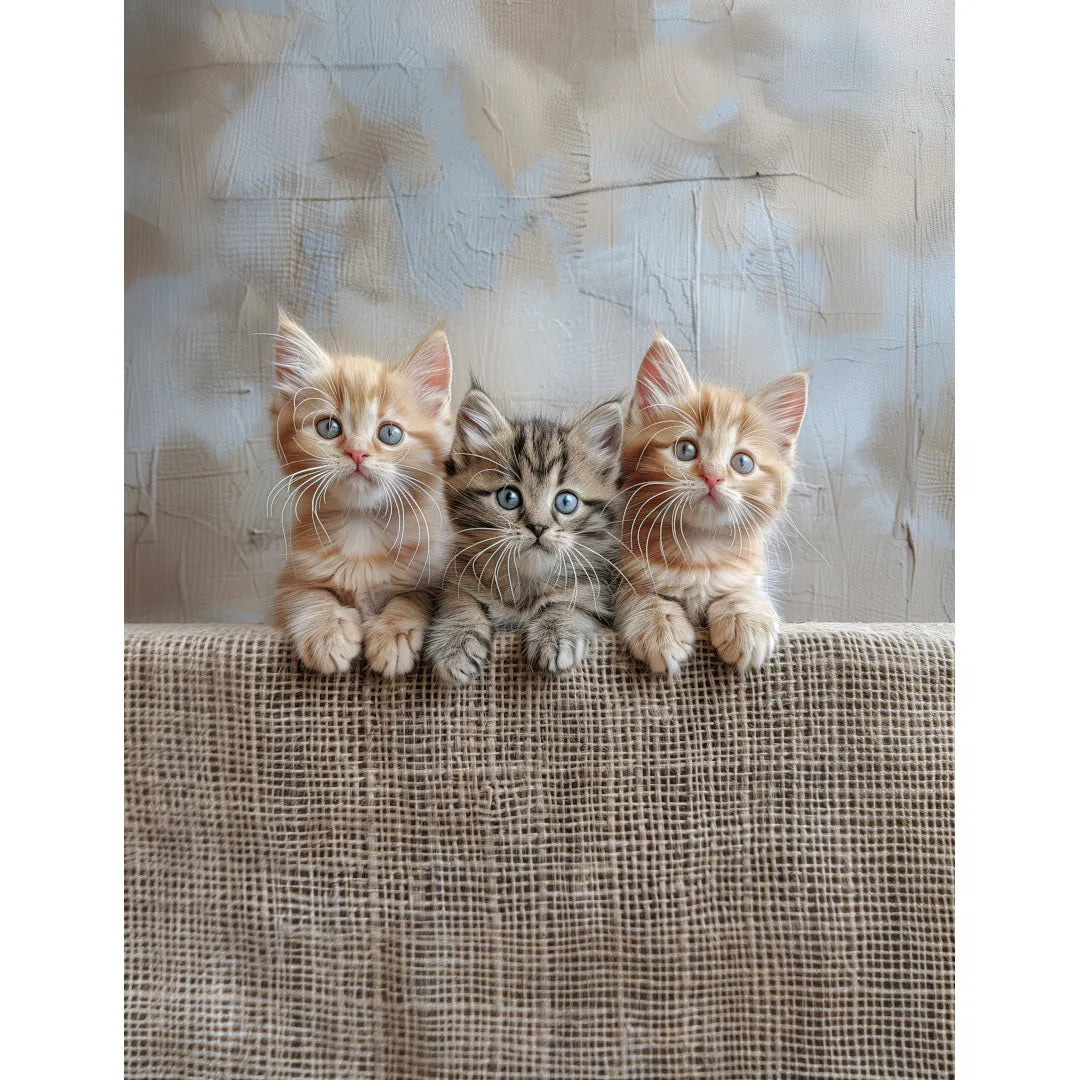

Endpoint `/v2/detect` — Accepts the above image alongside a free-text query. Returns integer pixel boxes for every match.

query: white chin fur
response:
[519,543,554,574]
[333,475,389,512]
[687,499,734,529]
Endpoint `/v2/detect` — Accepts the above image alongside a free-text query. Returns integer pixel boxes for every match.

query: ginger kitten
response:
[426,388,624,685]
[271,313,453,677]
[615,336,808,676]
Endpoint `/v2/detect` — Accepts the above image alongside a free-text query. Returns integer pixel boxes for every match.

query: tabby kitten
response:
[271,313,453,677]
[615,336,808,676]
[426,388,624,685]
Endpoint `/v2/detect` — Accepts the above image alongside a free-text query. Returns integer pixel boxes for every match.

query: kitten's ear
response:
[274,310,330,397]
[454,387,511,458]
[397,328,452,417]
[633,335,695,414]
[573,400,624,468]
[753,370,809,451]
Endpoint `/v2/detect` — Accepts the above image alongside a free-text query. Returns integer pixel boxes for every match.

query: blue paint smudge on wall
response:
[699,95,741,130]
[653,0,709,46]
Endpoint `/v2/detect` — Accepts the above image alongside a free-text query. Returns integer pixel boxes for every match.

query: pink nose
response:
[346,450,369,469]
[701,471,724,491]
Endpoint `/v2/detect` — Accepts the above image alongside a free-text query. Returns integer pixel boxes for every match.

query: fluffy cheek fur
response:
[681,440,787,532]
[274,385,450,516]
[444,482,616,591]
[622,403,792,556]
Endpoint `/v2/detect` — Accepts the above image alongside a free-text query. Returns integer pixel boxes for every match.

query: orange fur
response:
[270,313,453,676]
[615,335,808,676]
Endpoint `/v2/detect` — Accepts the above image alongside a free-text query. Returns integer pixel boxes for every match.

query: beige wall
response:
[125,0,953,623]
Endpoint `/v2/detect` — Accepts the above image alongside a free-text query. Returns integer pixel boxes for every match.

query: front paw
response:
[428,630,490,686]
[524,624,594,675]
[620,600,696,677]
[710,604,778,673]
[294,606,364,675]
[364,610,425,680]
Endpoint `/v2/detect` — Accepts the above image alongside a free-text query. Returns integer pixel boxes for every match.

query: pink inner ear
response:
[764,384,807,446]
[636,355,672,410]
[420,360,450,396]
[635,337,691,411]
[403,333,452,413]
[774,391,805,429]
[635,359,657,408]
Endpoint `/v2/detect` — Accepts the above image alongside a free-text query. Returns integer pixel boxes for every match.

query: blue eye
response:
[378,422,403,445]
[554,491,579,514]
[316,416,342,439]
[731,452,755,474]
[675,438,698,461]
[496,486,521,510]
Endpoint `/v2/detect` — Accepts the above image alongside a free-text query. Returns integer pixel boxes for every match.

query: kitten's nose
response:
[528,523,548,539]
[701,471,724,491]
[346,450,370,469]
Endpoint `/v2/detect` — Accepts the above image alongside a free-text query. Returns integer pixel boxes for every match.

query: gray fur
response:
[427,389,624,684]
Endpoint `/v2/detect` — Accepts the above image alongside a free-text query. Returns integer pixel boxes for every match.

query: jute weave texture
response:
[125,623,954,1079]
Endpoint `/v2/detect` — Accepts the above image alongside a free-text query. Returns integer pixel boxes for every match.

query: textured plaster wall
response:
[125,0,953,624]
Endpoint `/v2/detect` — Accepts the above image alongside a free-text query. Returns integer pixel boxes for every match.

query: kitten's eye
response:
[377,422,403,445]
[316,416,342,439]
[496,486,522,510]
[554,491,579,514]
[675,438,698,461]
[731,452,755,474]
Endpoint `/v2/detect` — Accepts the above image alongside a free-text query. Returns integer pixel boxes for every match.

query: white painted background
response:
[125,0,953,623]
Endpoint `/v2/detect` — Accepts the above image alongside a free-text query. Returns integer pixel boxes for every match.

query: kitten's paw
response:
[364,608,425,680]
[428,631,490,686]
[524,626,593,675]
[294,606,363,675]
[621,601,696,677]
[710,604,778,673]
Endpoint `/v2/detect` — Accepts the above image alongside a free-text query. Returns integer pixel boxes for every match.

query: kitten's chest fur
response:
[628,554,762,623]
[292,512,451,613]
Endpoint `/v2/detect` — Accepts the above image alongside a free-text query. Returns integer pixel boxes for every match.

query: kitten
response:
[271,312,453,677]
[426,387,624,685]
[615,335,808,676]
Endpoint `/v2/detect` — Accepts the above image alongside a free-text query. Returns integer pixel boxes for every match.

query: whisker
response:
[386,477,431,579]
[490,539,517,606]
[478,538,511,604]
[307,474,334,548]
[600,479,672,513]
[625,488,675,557]
[565,545,602,605]
[456,536,508,593]
[266,465,330,515]
[573,540,636,593]
[622,485,673,533]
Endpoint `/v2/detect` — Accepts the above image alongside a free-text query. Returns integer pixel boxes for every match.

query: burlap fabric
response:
[125,622,953,1079]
